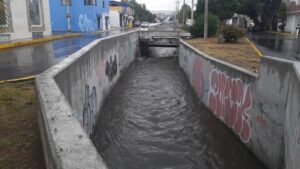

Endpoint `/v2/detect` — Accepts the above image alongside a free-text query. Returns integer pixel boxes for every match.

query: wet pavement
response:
[93,56,267,169]
[0,28,132,80]
[249,33,300,61]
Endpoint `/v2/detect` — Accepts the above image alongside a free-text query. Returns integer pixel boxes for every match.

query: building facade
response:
[49,0,110,32]
[109,1,134,28]
[0,0,52,41]
[285,0,300,33]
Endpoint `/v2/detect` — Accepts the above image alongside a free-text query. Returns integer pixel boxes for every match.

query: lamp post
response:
[191,0,194,21]
[204,0,208,39]
[66,0,71,32]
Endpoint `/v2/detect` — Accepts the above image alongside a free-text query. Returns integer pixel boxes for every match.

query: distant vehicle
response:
[134,20,141,27]
[186,19,194,26]
[140,22,149,31]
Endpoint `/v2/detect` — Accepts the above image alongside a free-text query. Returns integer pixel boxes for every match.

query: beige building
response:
[109,0,134,28]
[0,0,52,42]
[284,0,300,33]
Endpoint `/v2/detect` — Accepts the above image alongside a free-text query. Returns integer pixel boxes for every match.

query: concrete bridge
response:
[35,28,300,169]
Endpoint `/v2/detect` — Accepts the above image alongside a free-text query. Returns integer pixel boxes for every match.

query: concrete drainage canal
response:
[36,30,300,169]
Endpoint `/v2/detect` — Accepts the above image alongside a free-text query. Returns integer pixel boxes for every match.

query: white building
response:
[284,0,300,33]
[0,0,52,42]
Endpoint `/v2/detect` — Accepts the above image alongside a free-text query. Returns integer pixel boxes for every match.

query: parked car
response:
[140,22,149,31]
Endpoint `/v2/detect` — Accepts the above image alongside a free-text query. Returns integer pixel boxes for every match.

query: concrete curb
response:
[267,31,293,36]
[0,34,81,50]
[245,38,264,57]
[0,75,35,84]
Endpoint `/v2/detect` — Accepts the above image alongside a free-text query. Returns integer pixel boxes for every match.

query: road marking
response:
[246,38,263,58]
[0,34,81,51]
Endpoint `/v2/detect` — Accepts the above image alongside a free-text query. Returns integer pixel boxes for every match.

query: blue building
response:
[49,0,110,32]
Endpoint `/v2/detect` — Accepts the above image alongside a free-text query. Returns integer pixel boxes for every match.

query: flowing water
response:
[93,56,267,169]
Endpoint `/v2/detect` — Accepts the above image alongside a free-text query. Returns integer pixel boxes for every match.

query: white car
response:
[186,19,195,26]
[140,23,149,31]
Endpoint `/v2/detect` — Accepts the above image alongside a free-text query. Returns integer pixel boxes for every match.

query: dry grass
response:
[0,80,45,169]
[185,37,261,72]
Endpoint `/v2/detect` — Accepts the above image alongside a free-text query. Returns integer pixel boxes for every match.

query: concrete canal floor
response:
[93,55,267,169]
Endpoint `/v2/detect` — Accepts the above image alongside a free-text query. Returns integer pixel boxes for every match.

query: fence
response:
[0,0,9,34]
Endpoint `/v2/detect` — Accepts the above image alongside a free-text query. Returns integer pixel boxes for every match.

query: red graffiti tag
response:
[208,70,252,142]
[192,57,204,97]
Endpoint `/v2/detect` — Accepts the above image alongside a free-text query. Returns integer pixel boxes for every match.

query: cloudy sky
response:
[134,0,195,11]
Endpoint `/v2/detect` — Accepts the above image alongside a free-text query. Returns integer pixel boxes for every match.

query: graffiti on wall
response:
[192,57,204,97]
[82,85,97,137]
[78,14,94,32]
[208,69,253,142]
[106,55,118,82]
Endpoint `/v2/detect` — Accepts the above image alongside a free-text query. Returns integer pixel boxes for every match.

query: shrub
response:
[221,26,244,43]
[190,14,219,37]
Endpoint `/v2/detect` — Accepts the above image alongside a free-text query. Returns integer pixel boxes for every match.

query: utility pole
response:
[182,0,185,25]
[66,0,71,32]
[191,0,194,21]
[204,0,208,39]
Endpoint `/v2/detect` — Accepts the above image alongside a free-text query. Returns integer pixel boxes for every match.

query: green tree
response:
[237,0,263,25]
[277,2,287,31]
[190,14,219,37]
[237,0,282,31]
[178,4,191,24]
[129,0,155,22]
[196,0,238,21]
[260,0,282,30]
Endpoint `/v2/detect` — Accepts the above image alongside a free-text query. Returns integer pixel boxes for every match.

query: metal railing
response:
[0,0,9,33]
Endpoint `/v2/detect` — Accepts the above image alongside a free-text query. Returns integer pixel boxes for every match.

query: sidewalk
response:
[0,33,81,50]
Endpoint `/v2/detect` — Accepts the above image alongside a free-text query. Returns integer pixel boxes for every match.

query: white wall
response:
[110,10,120,28]
[102,12,110,30]
[4,0,52,41]
[42,0,52,36]
[286,14,297,33]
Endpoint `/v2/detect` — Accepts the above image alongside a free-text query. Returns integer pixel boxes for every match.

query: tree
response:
[129,0,155,22]
[178,4,191,24]
[277,2,287,31]
[260,0,282,31]
[237,0,263,25]
[237,0,282,31]
[196,0,238,21]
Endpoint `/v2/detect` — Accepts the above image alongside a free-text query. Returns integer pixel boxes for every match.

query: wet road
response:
[249,33,300,61]
[93,56,267,169]
[0,28,132,80]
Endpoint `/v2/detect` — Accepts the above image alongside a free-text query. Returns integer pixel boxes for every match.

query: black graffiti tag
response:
[82,85,97,137]
[105,55,118,82]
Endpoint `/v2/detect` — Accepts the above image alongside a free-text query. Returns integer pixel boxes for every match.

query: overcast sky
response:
[134,0,195,11]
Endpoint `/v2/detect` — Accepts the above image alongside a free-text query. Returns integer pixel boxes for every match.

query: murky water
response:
[93,56,267,169]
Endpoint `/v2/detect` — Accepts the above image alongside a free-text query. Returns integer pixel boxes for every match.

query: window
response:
[102,0,105,8]
[29,0,41,25]
[84,0,96,6]
[62,0,71,6]
[0,0,7,26]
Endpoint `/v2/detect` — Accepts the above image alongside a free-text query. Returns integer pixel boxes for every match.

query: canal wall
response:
[179,40,300,169]
[35,30,139,169]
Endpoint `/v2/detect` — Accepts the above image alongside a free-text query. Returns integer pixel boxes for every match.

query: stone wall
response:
[178,39,300,169]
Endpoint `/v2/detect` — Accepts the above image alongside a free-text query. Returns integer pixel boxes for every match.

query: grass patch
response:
[185,37,261,72]
[0,80,45,169]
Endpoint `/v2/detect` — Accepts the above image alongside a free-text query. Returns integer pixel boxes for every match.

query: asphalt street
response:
[248,33,300,61]
[0,28,132,80]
